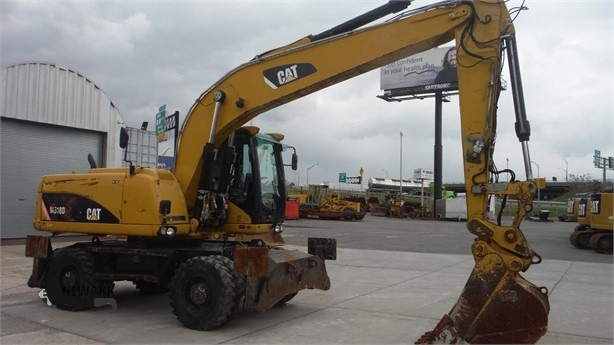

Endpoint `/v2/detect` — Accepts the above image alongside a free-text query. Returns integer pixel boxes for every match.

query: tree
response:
[568,173,602,194]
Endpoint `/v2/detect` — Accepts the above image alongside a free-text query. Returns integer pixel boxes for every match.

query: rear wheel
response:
[46,248,113,311]
[570,230,591,249]
[589,233,613,254]
[169,256,236,330]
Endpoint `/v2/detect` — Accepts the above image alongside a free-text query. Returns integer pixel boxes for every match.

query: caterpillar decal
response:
[263,63,316,89]
[41,193,119,223]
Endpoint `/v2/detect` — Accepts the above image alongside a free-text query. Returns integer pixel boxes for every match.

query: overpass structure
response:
[368,177,579,200]
[444,181,576,200]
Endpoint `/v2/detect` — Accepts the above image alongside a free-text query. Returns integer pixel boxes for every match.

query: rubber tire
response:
[589,233,613,254]
[46,248,113,311]
[169,256,237,330]
[216,256,246,314]
[570,231,591,249]
[343,207,355,221]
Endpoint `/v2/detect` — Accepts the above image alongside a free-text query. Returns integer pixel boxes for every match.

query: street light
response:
[531,160,540,210]
[293,171,300,187]
[382,169,389,178]
[306,163,318,188]
[563,158,568,182]
[306,163,319,203]
[506,157,510,216]
[399,131,403,194]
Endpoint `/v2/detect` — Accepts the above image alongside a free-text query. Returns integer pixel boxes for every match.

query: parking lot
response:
[284,214,613,264]
[1,215,612,344]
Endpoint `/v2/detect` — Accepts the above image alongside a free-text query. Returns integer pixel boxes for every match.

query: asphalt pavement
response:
[1,216,612,344]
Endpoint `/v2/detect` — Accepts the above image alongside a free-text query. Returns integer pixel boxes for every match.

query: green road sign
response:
[594,149,601,167]
[339,172,346,183]
[155,104,167,133]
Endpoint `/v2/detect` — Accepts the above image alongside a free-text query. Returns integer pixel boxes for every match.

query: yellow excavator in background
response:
[569,188,613,254]
[26,0,549,342]
[298,184,367,220]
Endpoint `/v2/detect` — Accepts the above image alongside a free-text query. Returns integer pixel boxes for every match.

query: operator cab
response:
[221,127,296,225]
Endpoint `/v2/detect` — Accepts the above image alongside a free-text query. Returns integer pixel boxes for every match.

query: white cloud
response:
[2,0,612,187]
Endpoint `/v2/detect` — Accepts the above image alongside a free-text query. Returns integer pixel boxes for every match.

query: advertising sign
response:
[413,168,434,180]
[380,46,457,95]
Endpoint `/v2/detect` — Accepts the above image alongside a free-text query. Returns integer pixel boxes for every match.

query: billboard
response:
[413,168,434,180]
[380,46,457,96]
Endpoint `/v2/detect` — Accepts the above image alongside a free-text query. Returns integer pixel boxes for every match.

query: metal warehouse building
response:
[1,62,125,239]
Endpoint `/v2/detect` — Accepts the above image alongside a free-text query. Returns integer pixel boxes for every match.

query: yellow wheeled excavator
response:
[26,0,549,342]
[569,188,613,254]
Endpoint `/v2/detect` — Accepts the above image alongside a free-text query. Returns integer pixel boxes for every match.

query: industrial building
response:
[1,62,125,239]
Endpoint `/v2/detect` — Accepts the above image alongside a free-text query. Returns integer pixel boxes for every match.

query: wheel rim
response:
[598,236,612,252]
[186,279,211,306]
[577,234,591,247]
[61,267,79,288]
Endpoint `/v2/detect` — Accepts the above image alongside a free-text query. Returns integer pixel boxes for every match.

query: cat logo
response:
[87,208,102,221]
[263,63,317,89]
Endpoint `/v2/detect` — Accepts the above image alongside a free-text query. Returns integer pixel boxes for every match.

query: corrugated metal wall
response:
[0,62,126,238]
[1,62,124,167]
[1,118,104,239]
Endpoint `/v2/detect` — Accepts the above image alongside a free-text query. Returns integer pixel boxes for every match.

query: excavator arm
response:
[174,0,549,342]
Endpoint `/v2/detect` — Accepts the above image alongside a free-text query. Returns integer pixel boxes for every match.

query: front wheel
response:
[45,248,113,311]
[343,207,356,221]
[169,256,237,330]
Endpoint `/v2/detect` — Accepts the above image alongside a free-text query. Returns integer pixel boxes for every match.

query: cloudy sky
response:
[2,0,612,189]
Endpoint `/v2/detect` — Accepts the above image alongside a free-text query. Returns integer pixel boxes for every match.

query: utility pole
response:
[306,163,318,187]
[531,160,540,210]
[563,158,568,182]
[399,131,403,194]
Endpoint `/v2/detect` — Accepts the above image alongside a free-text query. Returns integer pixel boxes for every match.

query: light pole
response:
[382,169,389,178]
[531,160,540,210]
[306,163,318,203]
[306,163,318,188]
[563,158,568,182]
[399,131,403,194]
[293,171,300,187]
[506,157,510,216]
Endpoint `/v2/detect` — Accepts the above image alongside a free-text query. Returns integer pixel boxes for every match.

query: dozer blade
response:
[416,240,550,344]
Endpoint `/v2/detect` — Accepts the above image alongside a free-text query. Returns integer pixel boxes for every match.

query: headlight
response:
[274,224,283,233]
[159,226,176,237]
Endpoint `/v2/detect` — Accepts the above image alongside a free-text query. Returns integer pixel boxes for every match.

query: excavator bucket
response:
[416,240,550,344]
